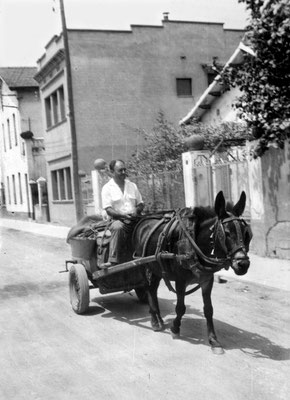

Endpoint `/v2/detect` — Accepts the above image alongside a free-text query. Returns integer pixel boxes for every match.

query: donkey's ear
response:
[214,191,226,219]
[232,191,246,216]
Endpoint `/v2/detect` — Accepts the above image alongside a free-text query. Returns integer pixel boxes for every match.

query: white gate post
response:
[91,170,103,215]
[182,150,213,207]
[182,152,195,207]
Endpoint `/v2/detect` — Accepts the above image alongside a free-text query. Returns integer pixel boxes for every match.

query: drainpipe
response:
[59,0,83,221]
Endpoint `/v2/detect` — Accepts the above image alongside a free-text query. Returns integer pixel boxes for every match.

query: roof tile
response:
[0,67,38,88]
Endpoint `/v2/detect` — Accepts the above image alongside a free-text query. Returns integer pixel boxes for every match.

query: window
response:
[51,167,73,201]
[25,174,29,209]
[21,141,26,156]
[7,119,12,149]
[51,170,59,200]
[18,173,23,204]
[7,176,11,204]
[52,91,59,124]
[59,169,65,199]
[12,175,17,204]
[65,167,72,199]
[2,123,6,152]
[59,86,65,120]
[45,97,52,128]
[13,113,18,146]
[176,78,192,96]
[45,86,66,129]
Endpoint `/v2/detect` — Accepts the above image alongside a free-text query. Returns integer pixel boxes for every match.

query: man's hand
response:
[122,213,137,220]
[122,212,142,222]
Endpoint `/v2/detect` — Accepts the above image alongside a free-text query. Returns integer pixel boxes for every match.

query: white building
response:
[0,67,47,220]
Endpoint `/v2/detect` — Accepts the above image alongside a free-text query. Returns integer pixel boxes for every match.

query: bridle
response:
[135,209,252,295]
[176,210,252,273]
[211,214,252,260]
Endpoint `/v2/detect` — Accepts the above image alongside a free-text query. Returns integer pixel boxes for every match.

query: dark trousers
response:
[108,220,135,264]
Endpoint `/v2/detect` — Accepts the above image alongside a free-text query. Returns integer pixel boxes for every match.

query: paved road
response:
[0,228,289,400]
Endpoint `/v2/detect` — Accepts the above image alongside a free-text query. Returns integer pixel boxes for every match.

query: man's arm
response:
[105,207,132,220]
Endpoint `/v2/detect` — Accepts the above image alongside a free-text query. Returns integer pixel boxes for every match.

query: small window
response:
[59,169,65,200]
[51,170,59,200]
[7,119,12,149]
[59,86,65,121]
[52,91,59,124]
[12,174,16,204]
[45,86,66,129]
[45,97,52,128]
[18,173,23,204]
[176,78,192,96]
[13,114,18,146]
[21,141,26,156]
[51,167,73,201]
[7,176,11,204]
[2,123,6,152]
[65,167,73,199]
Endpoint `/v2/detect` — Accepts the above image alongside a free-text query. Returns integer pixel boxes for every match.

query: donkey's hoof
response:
[209,337,224,354]
[211,346,224,355]
[171,332,180,340]
[170,328,180,339]
[151,320,165,332]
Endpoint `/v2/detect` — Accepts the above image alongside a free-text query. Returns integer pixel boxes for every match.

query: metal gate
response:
[183,147,251,219]
[133,170,185,212]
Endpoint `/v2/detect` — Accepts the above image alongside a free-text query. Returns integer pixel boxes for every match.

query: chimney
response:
[163,12,169,21]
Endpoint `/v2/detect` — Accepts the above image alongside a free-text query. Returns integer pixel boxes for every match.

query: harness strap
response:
[154,217,205,296]
[176,213,231,272]
[133,214,178,293]
[135,212,227,295]
[155,217,178,293]
[139,213,175,258]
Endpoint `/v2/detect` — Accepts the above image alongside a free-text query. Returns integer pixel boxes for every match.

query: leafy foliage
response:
[127,113,250,175]
[226,0,290,157]
[127,112,188,175]
[183,121,251,151]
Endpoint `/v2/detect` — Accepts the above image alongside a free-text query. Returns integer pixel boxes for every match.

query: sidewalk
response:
[0,217,289,291]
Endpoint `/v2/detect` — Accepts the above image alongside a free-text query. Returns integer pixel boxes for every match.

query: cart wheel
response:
[69,264,90,314]
[135,288,148,304]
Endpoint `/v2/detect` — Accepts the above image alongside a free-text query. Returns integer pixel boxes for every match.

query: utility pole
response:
[59,0,83,221]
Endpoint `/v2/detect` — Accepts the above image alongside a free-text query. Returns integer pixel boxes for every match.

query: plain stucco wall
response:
[68,23,244,173]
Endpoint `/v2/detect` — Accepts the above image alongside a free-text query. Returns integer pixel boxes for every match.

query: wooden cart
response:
[64,236,157,314]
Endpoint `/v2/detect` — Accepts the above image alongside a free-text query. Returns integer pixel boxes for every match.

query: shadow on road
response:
[89,291,290,361]
[1,280,67,299]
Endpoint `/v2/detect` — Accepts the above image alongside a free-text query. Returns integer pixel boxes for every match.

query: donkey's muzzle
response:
[232,253,250,275]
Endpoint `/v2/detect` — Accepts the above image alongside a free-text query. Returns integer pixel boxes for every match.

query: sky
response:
[0,0,249,67]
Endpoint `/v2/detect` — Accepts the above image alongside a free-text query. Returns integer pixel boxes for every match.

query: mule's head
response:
[214,191,252,275]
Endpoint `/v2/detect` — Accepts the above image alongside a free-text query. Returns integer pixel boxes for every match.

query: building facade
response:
[180,44,290,259]
[0,67,47,220]
[34,18,244,226]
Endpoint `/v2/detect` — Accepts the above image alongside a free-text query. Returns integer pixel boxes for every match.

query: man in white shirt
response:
[101,159,144,267]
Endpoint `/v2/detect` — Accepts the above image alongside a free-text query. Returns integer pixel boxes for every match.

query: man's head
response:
[109,159,127,182]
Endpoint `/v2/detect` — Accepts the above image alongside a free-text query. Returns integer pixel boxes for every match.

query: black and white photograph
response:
[0,0,289,399]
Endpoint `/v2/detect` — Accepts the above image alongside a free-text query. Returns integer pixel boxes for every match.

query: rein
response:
[176,213,231,272]
[216,216,251,259]
[135,209,247,296]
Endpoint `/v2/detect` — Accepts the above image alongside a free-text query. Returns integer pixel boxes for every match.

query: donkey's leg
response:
[170,280,186,339]
[147,275,164,331]
[201,275,224,354]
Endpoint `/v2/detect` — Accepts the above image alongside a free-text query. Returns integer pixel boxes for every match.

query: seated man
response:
[101,159,144,267]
